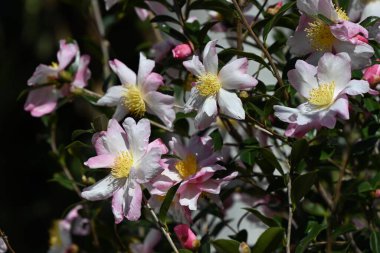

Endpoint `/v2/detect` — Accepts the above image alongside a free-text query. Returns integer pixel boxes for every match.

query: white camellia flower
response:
[183,40,258,130]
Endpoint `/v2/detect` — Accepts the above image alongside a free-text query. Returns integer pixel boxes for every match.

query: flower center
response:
[305,8,349,51]
[112,151,134,178]
[49,220,62,247]
[196,73,221,97]
[308,81,335,107]
[175,154,198,179]
[122,86,146,117]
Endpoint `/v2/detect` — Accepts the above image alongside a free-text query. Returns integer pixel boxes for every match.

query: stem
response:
[145,201,179,253]
[286,174,293,253]
[245,114,289,144]
[231,0,284,88]
[149,119,173,132]
[0,229,16,253]
[91,0,111,78]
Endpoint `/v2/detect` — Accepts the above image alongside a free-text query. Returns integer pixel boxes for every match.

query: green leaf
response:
[72,128,95,140]
[370,231,380,253]
[290,139,309,171]
[291,171,318,203]
[212,239,240,253]
[92,114,109,132]
[295,221,327,253]
[158,183,181,224]
[257,148,284,175]
[229,230,248,242]
[218,49,271,71]
[358,181,375,193]
[360,16,380,27]
[189,0,235,22]
[244,208,279,227]
[263,2,296,42]
[50,172,75,191]
[251,227,285,253]
[178,250,193,253]
[150,15,181,25]
[210,129,223,151]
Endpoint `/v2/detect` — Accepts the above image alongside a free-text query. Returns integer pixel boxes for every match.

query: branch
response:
[286,174,293,253]
[0,229,16,253]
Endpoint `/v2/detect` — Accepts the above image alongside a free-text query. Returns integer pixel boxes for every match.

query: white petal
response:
[288,60,318,98]
[218,58,258,90]
[109,59,137,85]
[183,56,206,76]
[137,53,155,85]
[194,96,218,130]
[97,86,125,106]
[81,175,123,201]
[202,40,218,74]
[217,89,245,120]
[123,118,151,160]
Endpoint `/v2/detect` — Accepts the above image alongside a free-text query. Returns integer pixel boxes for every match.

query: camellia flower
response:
[48,205,90,253]
[130,229,162,253]
[363,64,380,88]
[24,40,91,117]
[151,135,237,210]
[183,40,257,130]
[0,238,7,253]
[97,54,175,128]
[81,118,168,223]
[172,44,192,59]
[288,0,374,69]
[274,52,370,138]
[174,224,200,250]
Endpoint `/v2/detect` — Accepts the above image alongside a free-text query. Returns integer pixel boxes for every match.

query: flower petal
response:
[218,58,258,90]
[124,180,143,221]
[141,72,164,93]
[112,186,125,224]
[340,79,369,96]
[134,146,164,183]
[109,59,137,85]
[97,85,125,106]
[24,86,59,117]
[202,40,218,74]
[145,91,175,128]
[183,56,206,76]
[288,59,318,98]
[57,40,78,70]
[123,118,151,160]
[84,154,115,169]
[137,53,155,85]
[334,41,374,70]
[81,175,122,201]
[178,184,202,210]
[217,89,245,120]
[72,55,91,88]
[194,96,217,130]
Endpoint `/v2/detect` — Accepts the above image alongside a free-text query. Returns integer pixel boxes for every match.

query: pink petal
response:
[288,60,318,98]
[72,55,91,88]
[340,79,369,96]
[194,96,218,130]
[27,64,59,86]
[109,59,137,85]
[174,224,198,250]
[57,40,78,70]
[135,7,150,21]
[178,184,202,210]
[183,56,206,76]
[24,86,59,117]
[112,186,125,224]
[97,85,125,106]
[144,91,175,128]
[218,58,258,90]
[84,154,115,169]
[125,181,143,221]
[141,73,164,93]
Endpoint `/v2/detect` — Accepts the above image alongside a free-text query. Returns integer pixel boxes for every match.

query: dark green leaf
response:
[150,15,181,25]
[92,114,109,132]
[295,221,327,253]
[50,172,75,190]
[72,128,95,140]
[263,2,296,42]
[370,231,380,253]
[229,230,247,242]
[218,49,271,71]
[360,16,380,27]
[210,129,223,151]
[244,208,279,227]
[358,181,375,193]
[158,183,181,224]
[212,239,240,253]
[291,171,318,203]
[257,148,284,175]
[251,227,285,253]
[290,139,309,171]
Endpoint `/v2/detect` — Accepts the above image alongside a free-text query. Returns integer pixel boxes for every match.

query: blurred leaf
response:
[92,114,108,132]
[302,200,329,216]
[364,98,380,112]
[161,25,188,42]
[50,172,75,191]
[65,141,92,154]
[251,227,285,253]
[189,0,235,21]
[295,221,327,253]
[218,49,271,71]
[263,2,296,42]
[210,129,223,151]
[360,16,380,27]
[158,183,181,224]
[352,137,378,156]
[358,181,375,193]
[72,128,95,140]
[290,139,309,171]
[257,148,284,175]
[291,171,318,203]
[212,239,240,253]
[151,15,181,25]
[178,250,193,253]
[370,231,380,253]
[229,229,247,242]
[244,208,279,227]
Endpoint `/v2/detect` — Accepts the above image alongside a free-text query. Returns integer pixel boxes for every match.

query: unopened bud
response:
[172,44,192,59]
[363,64,380,88]
[267,1,283,15]
[239,242,251,253]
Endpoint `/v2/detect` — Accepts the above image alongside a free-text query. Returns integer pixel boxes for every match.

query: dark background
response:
[0,0,144,251]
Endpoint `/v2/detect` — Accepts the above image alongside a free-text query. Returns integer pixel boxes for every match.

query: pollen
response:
[196,73,221,97]
[175,154,198,179]
[305,8,349,51]
[122,86,146,118]
[308,81,335,107]
[112,151,134,179]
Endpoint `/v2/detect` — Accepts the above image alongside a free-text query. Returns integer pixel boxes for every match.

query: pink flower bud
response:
[174,224,200,250]
[363,64,380,87]
[375,189,380,198]
[267,1,283,15]
[172,44,192,59]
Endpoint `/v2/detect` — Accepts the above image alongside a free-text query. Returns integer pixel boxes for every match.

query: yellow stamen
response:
[51,62,59,69]
[122,86,146,118]
[49,220,62,247]
[305,8,349,51]
[308,81,335,107]
[175,154,197,179]
[196,73,221,97]
[112,151,134,178]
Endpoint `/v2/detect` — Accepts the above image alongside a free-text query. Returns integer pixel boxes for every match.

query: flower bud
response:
[239,242,251,253]
[172,44,192,59]
[174,224,200,250]
[363,64,380,88]
[267,1,283,15]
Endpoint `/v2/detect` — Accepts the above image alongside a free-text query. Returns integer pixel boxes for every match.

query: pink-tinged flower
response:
[24,40,91,117]
[48,205,89,253]
[130,229,162,253]
[183,40,257,130]
[288,0,374,69]
[174,224,200,250]
[363,64,380,88]
[0,238,7,253]
[151,135,237,210]
[97,54,175,128]
[274,52,370,138]
[172,44,192,59]
[81,118,168,223]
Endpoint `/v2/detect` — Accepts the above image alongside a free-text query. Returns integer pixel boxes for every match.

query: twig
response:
[145,201,179,253]
[149,119,173,132]
[0,228,16,253]
[231,0,284,88]
[245,114,289,144]
[286,174,293,253]
[91,0,111,78]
